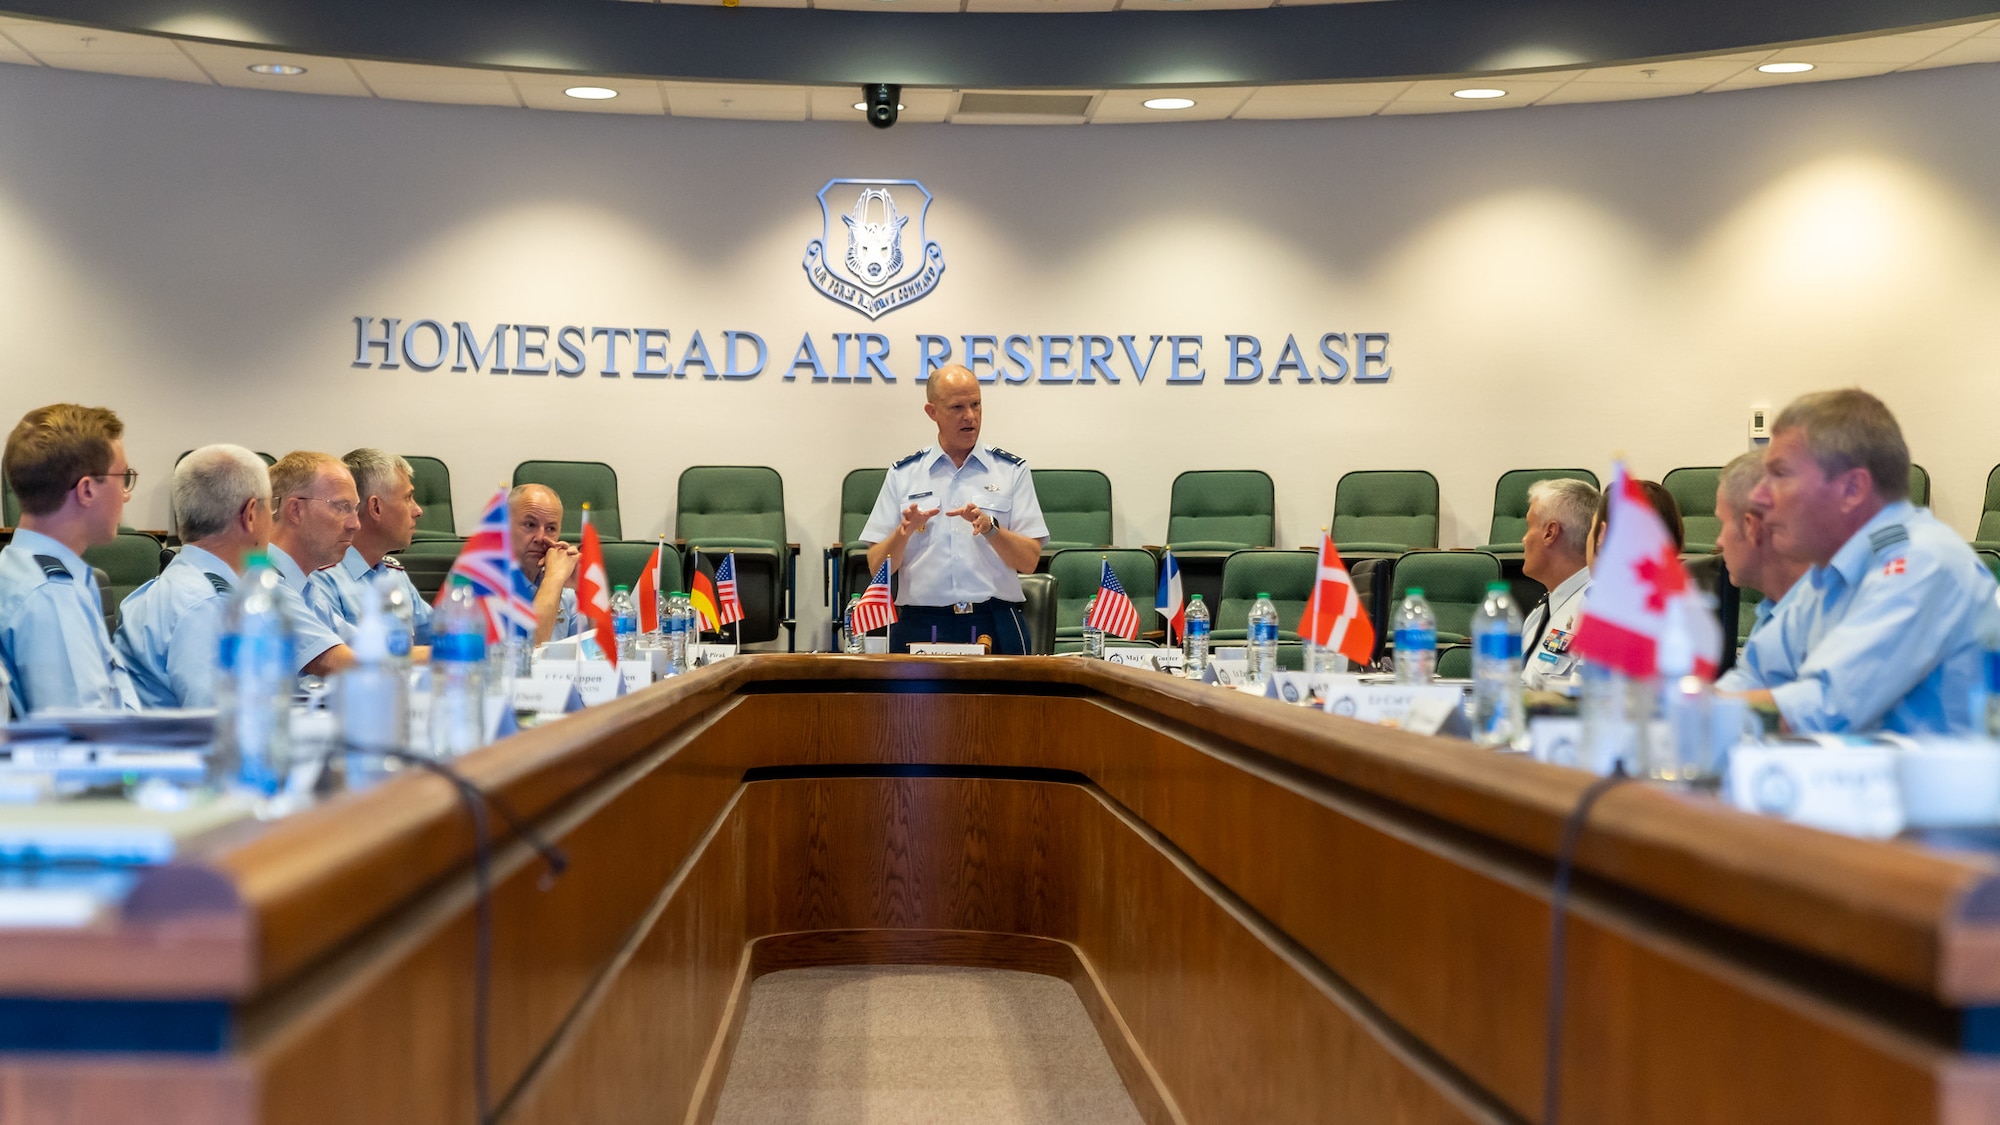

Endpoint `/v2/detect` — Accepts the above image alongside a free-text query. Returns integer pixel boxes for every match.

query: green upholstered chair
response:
[1032,469,1113,553]
[602,538,682,598]
[677,465,793,647]
[1978,549,2000,584]
[1165,470,1274,551]
[86,531,166,632]
[1389,551,1503,646]
[1018,573,1058,655]
[1436,644,1472,680]
[1482,468,1600,553]
[1208,549,1315,671]
[1050,548,1158,653]
[1908,463,1931,508]
[391,537,467,603]
[1976,467,2000,550]
[404,455,457,540]
[1332,470,1439,555]
[1681,553,1743,675]
[829,468,887,612]
[1662,467,1721,553]
[513,460,621,540]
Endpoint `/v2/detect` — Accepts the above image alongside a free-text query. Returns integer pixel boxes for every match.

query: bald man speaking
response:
[860,365,1049,654]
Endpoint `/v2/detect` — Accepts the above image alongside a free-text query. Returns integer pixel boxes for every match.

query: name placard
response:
[1263,671,1359,706]
[1104,648,1184,673]
[1725,741,1904,839]
[1321,683,1467,736]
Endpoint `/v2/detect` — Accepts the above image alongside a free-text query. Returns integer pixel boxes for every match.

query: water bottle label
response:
[615,614,637,635]
[1988,651,2000,693]
[433,634,486,663]
[1251,620,1279,644]
[387,630,413,658]
[1187,619,1209,640]
[1476,632,1521,660]
[237,635,296,670]
[218,634,238,671]
[1394,627,1437,652]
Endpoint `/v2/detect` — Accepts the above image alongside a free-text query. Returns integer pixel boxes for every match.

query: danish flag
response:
[1299,531,1376,667]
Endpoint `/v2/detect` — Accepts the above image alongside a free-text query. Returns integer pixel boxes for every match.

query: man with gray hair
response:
[115,445,294,706]
[1714,449,1811,693]
[1519,475,1599,690]
[308,449,431,651]
[1729,389,1994,733]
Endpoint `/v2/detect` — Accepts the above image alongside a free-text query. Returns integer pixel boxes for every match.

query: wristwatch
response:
[979,516,999,538]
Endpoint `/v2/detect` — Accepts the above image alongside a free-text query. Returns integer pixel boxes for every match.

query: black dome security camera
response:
[864,83,901,129]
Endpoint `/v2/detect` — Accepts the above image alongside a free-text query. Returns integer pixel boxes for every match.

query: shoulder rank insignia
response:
[1869,524,1909,553]
[205,572,232,595]
[891,448,926,469]
[986,446,1024,465]
[383,556,406,571]
[32,555,71,581]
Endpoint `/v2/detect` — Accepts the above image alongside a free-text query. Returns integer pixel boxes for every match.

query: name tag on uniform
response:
[908,491,933,500]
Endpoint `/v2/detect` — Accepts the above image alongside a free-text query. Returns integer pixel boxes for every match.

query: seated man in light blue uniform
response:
[308,449,432,653]
[263,450,356,677]
[1713,449,1812,693]
[510,483,580,644]
[1725,389,1995,734]
[0,403,138,714]
[115,445,273,707]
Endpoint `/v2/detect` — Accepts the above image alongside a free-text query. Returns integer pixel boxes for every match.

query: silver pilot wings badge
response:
[803,179,946,320]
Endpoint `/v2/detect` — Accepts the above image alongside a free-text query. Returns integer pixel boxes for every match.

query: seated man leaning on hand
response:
[510,483,580,645]
[1725,389,1995,734]
[116,445,279,707]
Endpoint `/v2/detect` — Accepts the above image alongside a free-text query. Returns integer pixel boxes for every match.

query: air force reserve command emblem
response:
[803,179,946,320]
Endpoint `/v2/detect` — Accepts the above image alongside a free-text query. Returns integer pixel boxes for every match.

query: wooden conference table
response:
[4,656,1999,1124]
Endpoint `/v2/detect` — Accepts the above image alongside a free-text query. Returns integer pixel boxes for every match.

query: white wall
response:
[3,61,2000,643]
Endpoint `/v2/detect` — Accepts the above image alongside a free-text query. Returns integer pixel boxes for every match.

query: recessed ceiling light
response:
[853,101,907,111]
[1452,88,1507,100]
[1757,62,1816,75]
[1143,97,1196,110]
[564,86,620,100]
[247,63,306,77]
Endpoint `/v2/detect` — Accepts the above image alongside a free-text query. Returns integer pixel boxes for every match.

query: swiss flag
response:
[1572,465,1720,679]
[1299,531,1376,667]
[577,511,617,668]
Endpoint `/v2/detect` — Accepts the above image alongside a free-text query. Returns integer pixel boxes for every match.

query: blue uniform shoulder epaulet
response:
[1869,524,1910,554]
[892,448,927,469]
[986,446,1025,466]
[383,555,406,571]
[33,555,71,581]
[204,572,232,596]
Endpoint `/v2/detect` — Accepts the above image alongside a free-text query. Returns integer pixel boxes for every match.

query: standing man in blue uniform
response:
[1728,389,1994,733]
[861,364,1049,654]
[115,445,272,707]
[264,451,355,677]
[309,449,432,649]
[0,403,137,714]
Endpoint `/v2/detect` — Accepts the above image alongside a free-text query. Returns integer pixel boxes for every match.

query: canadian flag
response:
[1299,531,1377,667]
[1571,465,1721,679]
[576,509,617,668]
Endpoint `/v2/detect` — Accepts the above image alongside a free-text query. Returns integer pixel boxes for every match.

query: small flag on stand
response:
[852,557,898,635]
[444,488,537,640]
[576,506,617,668]
[715,553,745,627]
[690,551,722,634]
[636,537,668,632]
[1572,464,1722,679]
[1299,530,1375,667]
[1156,550,1185,644]
[1086,559,1141,641]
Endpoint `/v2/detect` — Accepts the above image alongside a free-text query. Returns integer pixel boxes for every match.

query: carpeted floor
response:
[711,965,1147,1125]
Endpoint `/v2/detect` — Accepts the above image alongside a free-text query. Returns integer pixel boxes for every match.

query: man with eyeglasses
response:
[264,451,356,676]
[0,403,139,714]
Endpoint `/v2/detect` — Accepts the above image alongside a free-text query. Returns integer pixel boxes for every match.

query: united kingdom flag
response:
[443,488,538,639]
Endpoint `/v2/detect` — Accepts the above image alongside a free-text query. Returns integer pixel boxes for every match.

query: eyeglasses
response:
[78,469,139,496]
[301,496,359,518]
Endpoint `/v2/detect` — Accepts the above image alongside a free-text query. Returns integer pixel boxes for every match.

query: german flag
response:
[689,550,722,634]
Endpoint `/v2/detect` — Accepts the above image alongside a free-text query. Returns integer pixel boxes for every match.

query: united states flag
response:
[444,488,538,639]
[1085,559,1141,640]
[716,553,745,627]
[851,557,898,635]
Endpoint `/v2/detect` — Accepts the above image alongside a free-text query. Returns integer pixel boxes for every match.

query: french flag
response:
[1156,550,1185,643]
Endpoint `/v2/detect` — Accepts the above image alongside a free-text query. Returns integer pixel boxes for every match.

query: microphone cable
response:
[1541,765,1633,1125]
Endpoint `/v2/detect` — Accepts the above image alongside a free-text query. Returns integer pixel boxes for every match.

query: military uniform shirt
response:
[1764,501,1995,735]
[860,444,1050,605]
[308,546,433,648]
[114,544,238,708]
[1521,567,1592,692]
[263,542,346,669]
[0,527,136,714]
[550,586,579,642]
[1714,582,1809,693]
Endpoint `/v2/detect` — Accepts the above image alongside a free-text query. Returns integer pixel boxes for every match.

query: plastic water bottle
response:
[216,552,297,797]
[662,591,690,674]
[1470,581,1524,749]
[1393,587,1437,685]
[1183,595,1211,680]
[842,594,864,653]
[335,578,407,759]
[430,576,488,757]
[1082,594,1106,658]
[380,575,416,666]
[1247,592,1280,686]
[611,585,638,660]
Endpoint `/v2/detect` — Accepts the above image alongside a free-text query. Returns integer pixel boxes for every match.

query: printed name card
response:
[691,643,738,666]
[1201,657,1252,687]
[1724,741,1904,839]
[1262,672,1361,706]
[1320,683,1467,736]
[908,643,987,656]
[1104,648,1184,673]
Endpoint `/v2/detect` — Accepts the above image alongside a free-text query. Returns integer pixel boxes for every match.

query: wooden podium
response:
[4,656,1998,1123]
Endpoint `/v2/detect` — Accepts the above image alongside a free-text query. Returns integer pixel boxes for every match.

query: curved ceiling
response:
[1,1,1999,123]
